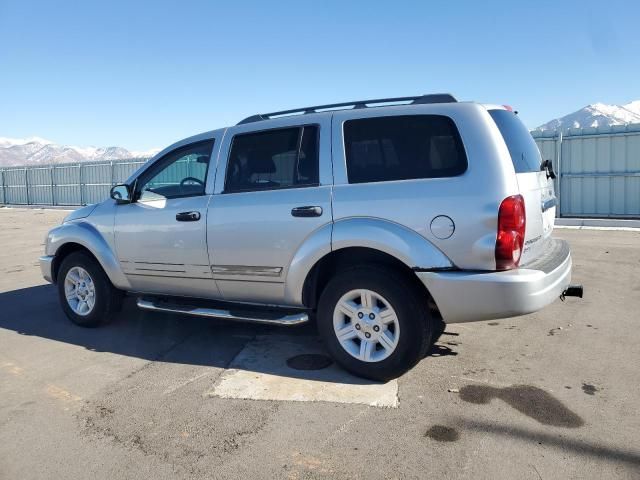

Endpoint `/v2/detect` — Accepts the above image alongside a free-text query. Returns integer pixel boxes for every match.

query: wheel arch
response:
[47,221,130,289]
[300,247,442,323]
[285,217,452,309]
[52,242,96,283]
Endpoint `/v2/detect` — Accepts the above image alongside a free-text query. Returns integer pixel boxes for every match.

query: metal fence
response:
[0,159,147,206]
[533,123,640,218]
[2,125,640,218]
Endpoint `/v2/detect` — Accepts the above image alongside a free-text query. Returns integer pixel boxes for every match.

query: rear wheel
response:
[57,251,123,327]
[317,267,433,381]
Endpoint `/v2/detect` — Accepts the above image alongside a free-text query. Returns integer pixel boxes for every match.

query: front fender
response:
[46,221,131,290]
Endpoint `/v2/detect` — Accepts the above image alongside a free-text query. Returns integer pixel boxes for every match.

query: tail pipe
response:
[561,285,584,300]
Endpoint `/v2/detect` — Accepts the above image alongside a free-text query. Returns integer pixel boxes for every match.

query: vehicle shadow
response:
[458,418,640,467]
[0,285,419,385]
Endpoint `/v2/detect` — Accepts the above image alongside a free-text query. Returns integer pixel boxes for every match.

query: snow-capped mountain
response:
[0,136,160,167]
[536,101,640,131]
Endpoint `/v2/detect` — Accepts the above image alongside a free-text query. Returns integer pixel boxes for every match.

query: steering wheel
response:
[180,177,204,190]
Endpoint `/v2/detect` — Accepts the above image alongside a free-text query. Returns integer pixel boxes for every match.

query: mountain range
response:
[0,137,160,167]
[2,100,639,167]
[535,100,640,131]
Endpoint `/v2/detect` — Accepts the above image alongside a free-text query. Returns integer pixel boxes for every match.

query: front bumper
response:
[416,239,572,323]
[39,255,54,283]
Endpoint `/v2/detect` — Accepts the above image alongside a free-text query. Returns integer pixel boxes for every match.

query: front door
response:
[114,139,221,298]
[207,119,333,305]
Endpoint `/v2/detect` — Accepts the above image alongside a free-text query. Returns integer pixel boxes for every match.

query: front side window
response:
[344,115,467,184]
[225,125,319,193]
[138,140,214,201]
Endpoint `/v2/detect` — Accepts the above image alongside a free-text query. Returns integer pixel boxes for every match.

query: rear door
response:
[488,108,556,264]
[207,115,333,305]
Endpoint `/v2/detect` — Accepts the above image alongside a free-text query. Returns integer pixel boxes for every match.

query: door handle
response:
[291,206,323,217]
[176,211,201,222]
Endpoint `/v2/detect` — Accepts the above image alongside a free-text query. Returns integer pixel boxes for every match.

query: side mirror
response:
[110,184,133,204]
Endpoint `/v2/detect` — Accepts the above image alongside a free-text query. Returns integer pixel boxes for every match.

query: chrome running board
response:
[136,297,309,326]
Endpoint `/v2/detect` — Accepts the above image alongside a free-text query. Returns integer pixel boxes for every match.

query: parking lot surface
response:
[0,207,639,479]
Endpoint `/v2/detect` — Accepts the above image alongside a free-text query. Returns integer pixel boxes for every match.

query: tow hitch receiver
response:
[561,285,584,300]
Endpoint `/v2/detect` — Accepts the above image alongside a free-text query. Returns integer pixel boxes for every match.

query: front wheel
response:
[317,267,433,381]
[57,251,123,327]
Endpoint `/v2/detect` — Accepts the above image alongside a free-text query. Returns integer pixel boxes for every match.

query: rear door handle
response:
[176,211,201,222]
[291,206,323,217]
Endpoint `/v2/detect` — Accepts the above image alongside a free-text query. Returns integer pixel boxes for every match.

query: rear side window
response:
[489,109,542,173]
[343,115,467,184]
[225,125,319,193]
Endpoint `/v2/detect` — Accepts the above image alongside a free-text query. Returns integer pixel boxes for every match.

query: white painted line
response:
[207,335,398,408]
[555,225,640,232]
[555,218,640,229]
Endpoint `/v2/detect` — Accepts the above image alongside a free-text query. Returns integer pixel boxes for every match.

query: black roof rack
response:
[237,93,457,125]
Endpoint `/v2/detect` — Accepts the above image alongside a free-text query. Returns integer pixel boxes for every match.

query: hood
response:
[63,203,99,223]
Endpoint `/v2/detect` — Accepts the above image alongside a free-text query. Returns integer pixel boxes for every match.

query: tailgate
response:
[488,108,556,264]
[516,170,556,263]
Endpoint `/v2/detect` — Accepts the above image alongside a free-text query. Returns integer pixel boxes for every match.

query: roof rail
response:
[237,93,457,125]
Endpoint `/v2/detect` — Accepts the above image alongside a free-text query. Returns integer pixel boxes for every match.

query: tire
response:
[431,319,447,345]
[57,251,123,327]
[317,267,433,381]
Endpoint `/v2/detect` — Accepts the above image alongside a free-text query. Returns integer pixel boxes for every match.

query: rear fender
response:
[332,217,453,269]
[283,223,333,305]
[284,217,453,305]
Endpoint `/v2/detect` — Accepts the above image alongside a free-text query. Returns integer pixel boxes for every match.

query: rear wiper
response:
[540,159,556,180]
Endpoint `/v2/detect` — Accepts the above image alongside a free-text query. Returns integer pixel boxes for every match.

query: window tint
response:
[138,140,213,201]
[225,126,319,193]
[489,109,541,173]
[343,115,467,184]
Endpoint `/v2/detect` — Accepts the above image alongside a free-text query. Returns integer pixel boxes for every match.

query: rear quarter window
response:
[343,115,467,184]
[489,109,542,173]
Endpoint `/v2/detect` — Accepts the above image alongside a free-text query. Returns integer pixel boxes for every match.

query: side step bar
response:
[136,297,309,326]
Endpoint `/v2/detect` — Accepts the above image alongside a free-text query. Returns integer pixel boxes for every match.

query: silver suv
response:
[40,94,582,380]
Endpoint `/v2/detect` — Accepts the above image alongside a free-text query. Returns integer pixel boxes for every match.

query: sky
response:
[1,0,639,151]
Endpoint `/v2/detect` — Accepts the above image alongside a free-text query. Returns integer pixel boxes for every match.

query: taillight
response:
[495,195,526,270]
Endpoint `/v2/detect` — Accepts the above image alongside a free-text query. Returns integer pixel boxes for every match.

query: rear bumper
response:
[40,255,54,283]
[416,239,572,323]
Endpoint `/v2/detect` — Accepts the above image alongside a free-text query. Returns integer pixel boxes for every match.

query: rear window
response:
[343,115,467,184]
[489,109,542,173]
